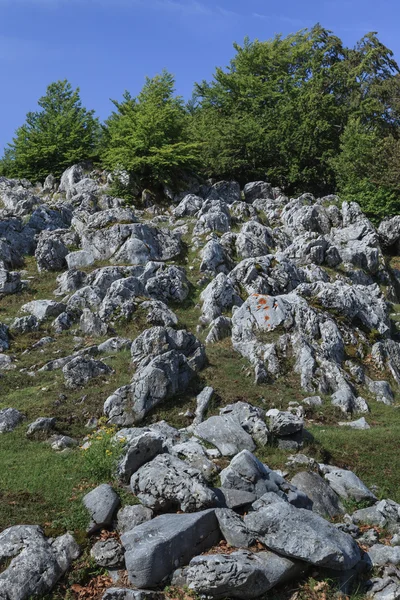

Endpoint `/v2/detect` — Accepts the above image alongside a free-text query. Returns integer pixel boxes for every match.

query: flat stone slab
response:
[194,415,256,456]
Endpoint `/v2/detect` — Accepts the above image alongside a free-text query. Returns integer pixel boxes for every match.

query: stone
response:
[49,435,78,451]
[200,273,243,325]
[66,250,95,269]
[0,526,79,600]
[140,300,178,327]
[103,590,164,600]
[130,454,217,512]
[205,316,232,344]
[194,415,256,456]
[35,234,68,272]
[368,545,400,567]
[303,396,323,406]
[338,417,370,430]
[90,538,124,569]
[219,401,269,445]
[192,386,214,426]
[0,268,22,295]
[243,181,273,203]
[80,309,108,337]
[63,355,112,388]
[169,440,218,481]
[352,499,400,532]
[116,431,164,483]
[117,505,153,534]
[83,484,120,533]
[10,315,39,334]
[0,323,9,351]
[268,411,303,436]
[245,503,361,570]
[0,408,25,433]
[324,468,377,504]
[26,417,56,438]
[172,194,203,217]
[213,487,257,511]
[215,508,255,548]
[21,299,66,322]
[291,471,344,519]
[121,509,220,588]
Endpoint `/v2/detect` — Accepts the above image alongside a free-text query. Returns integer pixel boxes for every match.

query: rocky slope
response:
[1,166,400,598]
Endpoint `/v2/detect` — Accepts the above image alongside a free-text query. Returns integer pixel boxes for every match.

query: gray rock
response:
[200,273,243,325]
[324,468,377,504]
[291,471,344,518]
[0,323,9,351]
[140,300,178,327]
[59,164,85,198]
[117,505,153,534]
[193,386,214,426]
[213,487,257,510]
[169,440,218,481]
[63,355,112,388]
[35,234,68,272]
[0,408,25,433]
[303,395,323,406]
[80,309,108,337]
[244,181,273,202]
[26,417,56,438]
[10,315,39,334]
[21,299,66,322]
[195,415,256,456]
[121,509,220,588]
[116,431,164,483]
[103,590,164,600]
[236,221,275,259]
[215,508,255,548]
[66,250,95,269]
[368,545,400,566]
[200,238,232,275]
[352,499,400,531]
[366,573,400,599]
[90,538,124,569]
[173,193,203,217]
[0,268,22,295]
[220,401,269,445]
[338,417,370,430]
[130,454,217,512]
[205,316,232,344]
[0,526,79,600]
[245,503,361,570]
[83,484,120,533]
[49,435,78,451]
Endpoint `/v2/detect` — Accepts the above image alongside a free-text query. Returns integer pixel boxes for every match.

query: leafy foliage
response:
[0,80,100,181]
[102,70,200,190]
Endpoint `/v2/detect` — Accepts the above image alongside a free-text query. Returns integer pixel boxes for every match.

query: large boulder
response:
[121,510,220,588]
[62,355,112,388]
[245,503,361,570]
[0,408,25,433]
[291,471,344,519]
[83,484,120,533]
[194,415,256,456]
[324,468,377,504]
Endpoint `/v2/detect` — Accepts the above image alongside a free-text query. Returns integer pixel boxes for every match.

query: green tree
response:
[0,80,100,181]
[102,70,200,190]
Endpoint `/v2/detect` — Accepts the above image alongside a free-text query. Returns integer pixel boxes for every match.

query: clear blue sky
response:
[0,0,399,153]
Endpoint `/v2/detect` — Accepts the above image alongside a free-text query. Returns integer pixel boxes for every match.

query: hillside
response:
[0,166,400,599]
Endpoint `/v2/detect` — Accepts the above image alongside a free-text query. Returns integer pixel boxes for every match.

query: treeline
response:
[1,24,400,220]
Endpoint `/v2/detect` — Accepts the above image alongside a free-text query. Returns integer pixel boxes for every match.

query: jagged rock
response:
[55,269,87,295]
[378,215,400,252]
[324,468,377,504]
[245,503,361,570]
[0,408,25,433]
[200,238,233,275]
[59,164,85,198]
[0,354,14,371]
[291,471,344,518]
[140,300,178,327]
[173,193,203,217]
[200,273,242,325]
[130,454,217,512]
[208,180,241,204]
[83,484,120,533]
[49,435,78,451]
[366,569,400,599]
[243,181,273,202]
[194,199,231,235]
[368,545,400,567]
[26,417,56,438]
[145,264,189,303]
[21,299,66,322]
[169,440,219,480]
[268,411,303,436]
[97,337,132,352]
[186,549,304,599]
[80,309,108,337]
[116,431,164,483]
[121,510,220,588]
[213,488,257,510]
[66,250,95,269]
[303,395,323,406]
[10,315,39,334]
[352,499,400,532]
[215,508,254,547]
[366,378,394,405]
[205,316,232,344]
[117,505,153,534]
[193,386,214,426]
[0,323,9,351]
[0,268,22,295]
[220,401,269,445]
[195,415,256,456]
[0,526,79,600]
[63,355,112,388]
[35,233,68,272]
[103,590,164,600]
[99,276,143,321]
[90,538,124,569]
[236,221,275,259]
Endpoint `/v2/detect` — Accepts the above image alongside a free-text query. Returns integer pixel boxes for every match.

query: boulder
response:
[121,510,220,588]
[215,508,254,548]
[116,431,164,483]
[194,415,256,456]
[130,454,217,512]
[368,545,400,567]
[83,484,120,533]
[63,356,112,388]
[66,250,95,269]
[90,538,124,569]
[245,503,361,570]
[291,471,344,519]
[0,408,25,433]
[193,386,214,426]
[117,505,153,534]
[10,315,39,334]
[79,309,108,337]
[243,181,273,203]
[0,269,22,295]
[21,299,66,322]
[200,273,242,325]
[324,468,377,504]
[26,417,56,438]
[35,234,68,272]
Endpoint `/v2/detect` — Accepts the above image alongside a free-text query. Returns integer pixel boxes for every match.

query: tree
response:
[102,70,200,190]
[0,80,100,181]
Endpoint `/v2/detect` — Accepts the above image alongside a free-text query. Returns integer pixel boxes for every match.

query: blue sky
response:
[0,0,399,152]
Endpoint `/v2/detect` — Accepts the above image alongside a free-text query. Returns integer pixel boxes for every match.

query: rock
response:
[0,268,22,295]
[245,502,361,570]
[303,395,323,406]
[10,315,39,334]
[220,401,269,445]
[21,299,66,322]
[90,538,124,569]
[83,484,120,533]
[116,431,164,483]
[215,508,254,548]
[200,273,242,325]
[63,355,112,388]
[243,181,273,203]
[49,435,78,451]
[268,411,303,436]
[378,215,400,251]
[205,316,232,344]
[0,354,14,371]
[352,499,400,531]
[368,545,400,567]
[130,454,217,512]
[0,323,9,351]
[0,526,79,600]
[26,417,56,438]
[338,417,370,430]
[140,300,178,327]
[173,194,203,217]
[192,386,214,426]
[169,440,218,480]
[35,234,68,272]
[213,488,257,510]
[187,549,304,599]
[103,590,164,600]
[209,180,241,204]
[121,509,220,588]
[200,239,232,275]
[366,571,400,599]
[290,471,344,518]
[59,164,85,198]
[0,408,25,433]
[324,468,377,504]
[194,415,256,456]
[80,309,108,337]
[117,505,153,534]
[66,250,95,269]
[236,221,275,259]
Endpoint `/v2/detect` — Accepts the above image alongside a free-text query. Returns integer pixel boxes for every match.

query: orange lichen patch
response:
[264,316,270,321]
[258,298,267,305]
